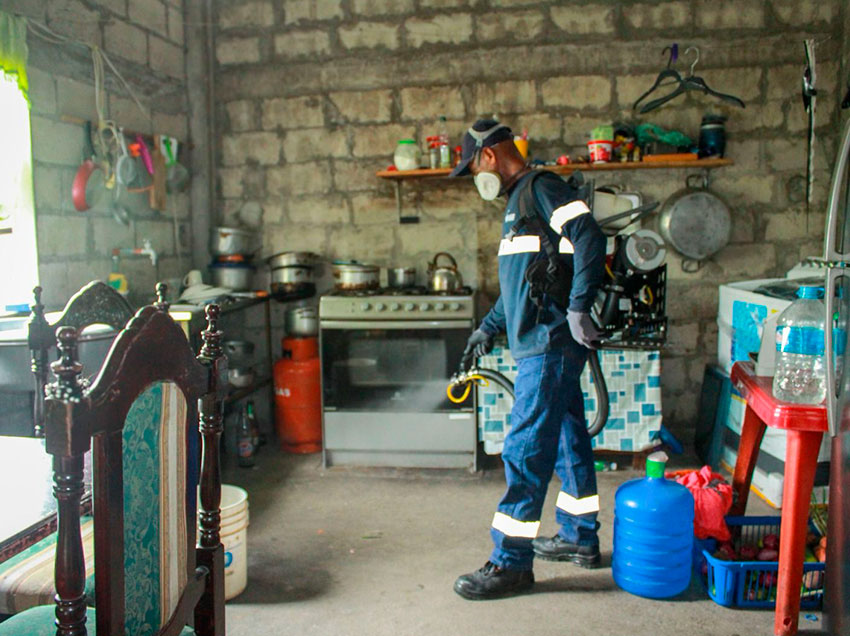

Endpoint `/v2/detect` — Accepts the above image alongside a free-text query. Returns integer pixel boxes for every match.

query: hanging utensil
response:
[802,39,818,230]
[162,136,190,193]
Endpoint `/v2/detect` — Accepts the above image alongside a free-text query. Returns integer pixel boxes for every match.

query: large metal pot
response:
[271,266,312,285]
[387,266,416,288]
[209,262,255,291]
[267,251,320,269]
[332,262,380,290]
[657,176,731,261]
[210,227,258,257]
[223,339,254,367]
[427,252,463,292]
[284,307,318,337]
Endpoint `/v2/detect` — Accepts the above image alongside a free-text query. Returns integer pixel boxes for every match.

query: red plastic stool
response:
[729,361,827,636]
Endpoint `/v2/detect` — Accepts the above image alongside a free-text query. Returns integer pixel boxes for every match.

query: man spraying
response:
[451,119,607,600]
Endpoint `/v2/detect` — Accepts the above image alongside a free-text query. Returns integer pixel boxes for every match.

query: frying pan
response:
[72,121,103,212]
[657,174,731,262]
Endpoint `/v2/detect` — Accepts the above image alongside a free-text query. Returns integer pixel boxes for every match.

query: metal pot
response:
[427,252,463,292]
[657,176,731,261]
[267,251,320,269]
[209,263,255,291]
[210,226,258,257]
[284,307,318,337]
[223,340,254,366]
[228,366,255,388]
[332,262,380,290]
[271,265,313,285]
[387,267,416,288]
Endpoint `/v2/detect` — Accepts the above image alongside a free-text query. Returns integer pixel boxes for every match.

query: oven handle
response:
[320,319,473,330]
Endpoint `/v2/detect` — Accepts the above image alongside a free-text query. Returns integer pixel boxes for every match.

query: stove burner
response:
[383,286,429,296]
[327,285,473,297]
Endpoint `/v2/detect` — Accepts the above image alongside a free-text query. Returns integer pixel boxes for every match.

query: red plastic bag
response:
[668,466,733,541]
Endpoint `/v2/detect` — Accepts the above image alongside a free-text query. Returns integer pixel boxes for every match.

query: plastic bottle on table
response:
[237,403,256,467]
[438,116,451,168]
[772,285,826,404]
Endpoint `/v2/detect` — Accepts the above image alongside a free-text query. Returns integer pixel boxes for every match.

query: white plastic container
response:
[201,484,249,600]
[772,285,826,404]
[393,139,421,170]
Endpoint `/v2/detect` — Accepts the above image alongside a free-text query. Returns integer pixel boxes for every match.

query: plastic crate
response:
[693,515,825,609]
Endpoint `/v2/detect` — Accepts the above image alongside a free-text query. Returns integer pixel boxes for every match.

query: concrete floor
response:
[221,450,823,636]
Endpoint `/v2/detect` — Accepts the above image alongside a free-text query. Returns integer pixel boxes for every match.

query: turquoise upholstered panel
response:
[0,604,195,635]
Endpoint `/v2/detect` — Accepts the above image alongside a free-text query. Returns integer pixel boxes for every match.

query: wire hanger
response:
[635,46,746,114]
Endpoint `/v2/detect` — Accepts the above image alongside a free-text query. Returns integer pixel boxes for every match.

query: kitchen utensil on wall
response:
[331,262,380,290]
[115,128,138,187]
[150,141,167,211]
[387,266,416,288]
[427,252,463,292]
[284,306,318,337]
[210,226,258,257]
[161,136,190,193]
[657,175,731,268]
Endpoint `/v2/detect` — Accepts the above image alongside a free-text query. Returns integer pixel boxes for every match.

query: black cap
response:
[449,119,513,177]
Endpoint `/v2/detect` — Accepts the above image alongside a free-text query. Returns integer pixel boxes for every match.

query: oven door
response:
[320,319,474,412]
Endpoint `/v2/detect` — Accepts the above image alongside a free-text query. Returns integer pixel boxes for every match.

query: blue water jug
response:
[612,451,694,598]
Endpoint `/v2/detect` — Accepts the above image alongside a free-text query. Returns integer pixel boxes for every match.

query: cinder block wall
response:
[214,0,846,438]
[2,0,192,309]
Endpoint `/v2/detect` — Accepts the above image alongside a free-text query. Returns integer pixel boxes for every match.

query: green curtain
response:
[0,10,28,100]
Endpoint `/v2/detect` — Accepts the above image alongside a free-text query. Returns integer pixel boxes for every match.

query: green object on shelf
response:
[635,123,693,150]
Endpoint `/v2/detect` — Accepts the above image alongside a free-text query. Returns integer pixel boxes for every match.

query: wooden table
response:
[729,361,827,636]
[0,436,91,564]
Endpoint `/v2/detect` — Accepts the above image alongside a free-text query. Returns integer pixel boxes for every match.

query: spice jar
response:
[393,139,421,171]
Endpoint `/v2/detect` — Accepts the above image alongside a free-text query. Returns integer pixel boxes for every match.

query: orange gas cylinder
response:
[273,337,322,453]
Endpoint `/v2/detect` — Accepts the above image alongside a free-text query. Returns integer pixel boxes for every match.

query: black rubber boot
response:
[531,535,601,568]
[453,561,534,600]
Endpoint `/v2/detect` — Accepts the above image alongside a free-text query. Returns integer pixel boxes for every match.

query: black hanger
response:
[632,45,683,112]
[638,47,746,114]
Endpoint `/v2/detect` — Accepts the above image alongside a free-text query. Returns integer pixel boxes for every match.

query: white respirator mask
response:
[473,171,502,201]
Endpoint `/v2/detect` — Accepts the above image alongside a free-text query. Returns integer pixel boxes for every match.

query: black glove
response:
[567,310,602,349]
[465,328,495,359]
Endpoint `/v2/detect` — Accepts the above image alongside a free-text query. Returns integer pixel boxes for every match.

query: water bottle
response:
[437,116,451,168]
[612,451,694,599]
[772,285,826,404]
[237,403,256,468]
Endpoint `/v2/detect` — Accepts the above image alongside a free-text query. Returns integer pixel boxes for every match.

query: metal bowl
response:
[210,227,258,257]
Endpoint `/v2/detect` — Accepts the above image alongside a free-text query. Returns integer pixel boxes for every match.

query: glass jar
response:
[393,139,421,171]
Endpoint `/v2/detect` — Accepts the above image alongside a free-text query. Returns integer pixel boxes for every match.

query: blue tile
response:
[620,438,634,451]
[584,398,596,411]
[648,375,661,388]
[484,420,503,432]
[641,403,656,416]
[607,417,625,431]
[628,410,640,424]
[608,391,618,404]
[634,383,646,402]
[612,371,625,377]
[484,394,496,406]
[619,391,626,397]
[649,352,659,360]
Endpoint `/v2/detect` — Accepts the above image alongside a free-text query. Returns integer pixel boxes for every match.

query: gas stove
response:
[320,289,475,321]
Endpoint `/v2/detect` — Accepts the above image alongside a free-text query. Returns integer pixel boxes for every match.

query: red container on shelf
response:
[273,337,322,453]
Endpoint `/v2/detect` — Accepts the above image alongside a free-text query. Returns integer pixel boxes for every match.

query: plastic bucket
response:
[200,484,249,600]
[587,139,613,163]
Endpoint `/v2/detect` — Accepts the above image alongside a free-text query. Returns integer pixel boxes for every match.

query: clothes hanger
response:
[632,44,683,112]
[639,47,745,113]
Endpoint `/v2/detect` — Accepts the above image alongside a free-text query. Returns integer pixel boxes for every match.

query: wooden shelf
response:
[376,158,734,181]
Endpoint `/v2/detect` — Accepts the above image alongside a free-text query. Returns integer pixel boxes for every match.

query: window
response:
[0,68,37,314]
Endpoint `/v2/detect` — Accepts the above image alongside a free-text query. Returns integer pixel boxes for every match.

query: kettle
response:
[427,252,463,292]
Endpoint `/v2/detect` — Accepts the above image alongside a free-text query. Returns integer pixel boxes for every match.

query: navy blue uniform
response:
[479,171,606,570]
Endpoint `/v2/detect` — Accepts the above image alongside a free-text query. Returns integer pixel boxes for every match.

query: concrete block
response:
[104,18,148,66]
[766,64,801,100]
[414,187,480,221]
[109,95,153,134]
[664,257,722,283]
[699,67,762,103]
[398,218,468,255]
[329,89,392,124]
[37,214,88,257]
[420,0,480,6]
[718,243,777,279]
[660,356,688,394]
[267,161,333,196]
[665,282,720,321]
[489,0,540,6]
[283,128,349,162]
[765,209,825,242]
[33,165,63,213]
[218,1,275,28]
[100,0,127,16]
[338,21,399,50]
[167,4,183,45]
[764,138,807,172]
[728,208,755,244]
[128,0,168,37]
[666,321,700,355]
[152,111,188,140]
[30,117,87,167]
[149,35,185,79]
[623,2,691,30]
[274,30,331,57]
[135,219,175,256]
[474,80,536,116]
[717,174,776,205]
[92,216,135,255]
[724,100,784,134]
[28,67,56,116]
[399,86,465,121]
[405,14,473,47]
[261,224,328,258]
[221,132,282,166]
[165,191,191,220]
[326,223,395,262]
[36,262,71,308]
[227,100,259,132]
[262,95,324,130]
[551,4,616,35]
[349,192,399,225]
[219,168,245,198]
[46,0,102,46]
[284,0,343,23]
[2,0,47,19]
[288,194,349,225]
[542,76,612,110]
[772,0,837,25]
[333,159,384,192]
[476,9,544,42]
[352,0,413,16]
[352,123,416,158]
[615,73,662,110]
[501,113,562,142]
[696,0,764,29]
[723,139,761,172]
[217,37,262,65]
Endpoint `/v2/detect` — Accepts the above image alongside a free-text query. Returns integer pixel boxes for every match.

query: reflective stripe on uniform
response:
[498,234,540,256]
[491,512,541,538]
[556,492,600,516]
[549,200,591,233]
[558,237,574,254]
